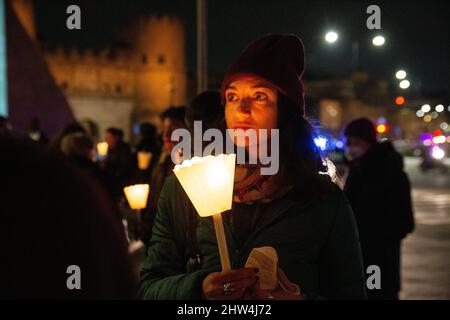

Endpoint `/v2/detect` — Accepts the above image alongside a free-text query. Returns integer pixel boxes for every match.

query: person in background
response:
[0,134,137,299]
[134,122,161,180]
[185,91,225,135]
[139,106,187,244]
[104,127,133,198]
[343,117,415,300]
[61,132,116,206]
[51,122,87,154]
[27,117,49,146]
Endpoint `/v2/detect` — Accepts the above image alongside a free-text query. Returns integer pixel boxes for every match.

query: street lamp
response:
[324,31,338,43]
[435,104,444,112]
[399,79,410,89]
[421,104,431,112]
[372,35,385,46]
[395,70,407,80]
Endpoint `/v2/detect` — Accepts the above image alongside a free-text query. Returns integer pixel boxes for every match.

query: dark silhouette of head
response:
[0,135,137,299]
[344,118,377,145]
[186,91,225,133]
[106,127,125,149]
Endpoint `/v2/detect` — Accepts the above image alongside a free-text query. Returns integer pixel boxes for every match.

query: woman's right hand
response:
[202,268,259,300]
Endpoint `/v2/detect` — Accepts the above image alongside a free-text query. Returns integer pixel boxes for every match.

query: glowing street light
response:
[395,70,407,80]
[431,146,445,160]
[395,96,405,105]
[421,104,431,113]
[372,35,385,46]
[416,110,425,117]
[435,104,444,113]
[324,31,338,43]
[399,80,410,89]
[376,124,388,134]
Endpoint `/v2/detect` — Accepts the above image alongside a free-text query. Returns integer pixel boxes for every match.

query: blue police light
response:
[314,136,328,151]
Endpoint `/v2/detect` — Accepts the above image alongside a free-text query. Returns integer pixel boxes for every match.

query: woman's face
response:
[224,76,278,147]
[162,118,184,153]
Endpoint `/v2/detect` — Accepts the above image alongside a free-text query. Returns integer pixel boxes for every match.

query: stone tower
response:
[11,0,35,41]
[133,15,187,123]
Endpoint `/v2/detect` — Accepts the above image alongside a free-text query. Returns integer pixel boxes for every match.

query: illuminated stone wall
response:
[11,0,35,41]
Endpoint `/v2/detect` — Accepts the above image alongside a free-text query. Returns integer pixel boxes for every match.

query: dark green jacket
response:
[139,175,367,300]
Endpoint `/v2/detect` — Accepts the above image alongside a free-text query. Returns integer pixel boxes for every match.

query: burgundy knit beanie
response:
[221,33,306,116]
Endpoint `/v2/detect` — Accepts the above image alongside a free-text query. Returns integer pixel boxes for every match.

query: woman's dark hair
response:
[277,93,334,200]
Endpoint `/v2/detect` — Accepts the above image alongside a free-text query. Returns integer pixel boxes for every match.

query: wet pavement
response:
[400,157,450,300]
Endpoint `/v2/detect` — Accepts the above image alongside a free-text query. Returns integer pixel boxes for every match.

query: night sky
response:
[34,0,450,96]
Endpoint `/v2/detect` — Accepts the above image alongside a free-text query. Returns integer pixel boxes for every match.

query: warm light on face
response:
[225,77,278,148]
[162,118,185,153]
[123,184,150,210]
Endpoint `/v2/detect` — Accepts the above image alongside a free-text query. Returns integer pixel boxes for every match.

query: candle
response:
[123,184,150,210]
[97,142,108,157]
[137,151,153,170]
[173,154,236,270]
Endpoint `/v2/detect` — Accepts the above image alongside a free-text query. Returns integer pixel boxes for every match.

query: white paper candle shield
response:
[97,142,108,156]
[123,184,150,210]
[173,154,236,217]
[137,151,153,170]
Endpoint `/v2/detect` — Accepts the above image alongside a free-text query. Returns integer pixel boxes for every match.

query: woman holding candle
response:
[139,107,187,244]
[139,34,366,300]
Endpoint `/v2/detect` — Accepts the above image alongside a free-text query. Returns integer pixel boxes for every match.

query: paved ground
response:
[400,157,450,300]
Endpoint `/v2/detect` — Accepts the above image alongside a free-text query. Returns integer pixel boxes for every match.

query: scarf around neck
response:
[233,164,293,204]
